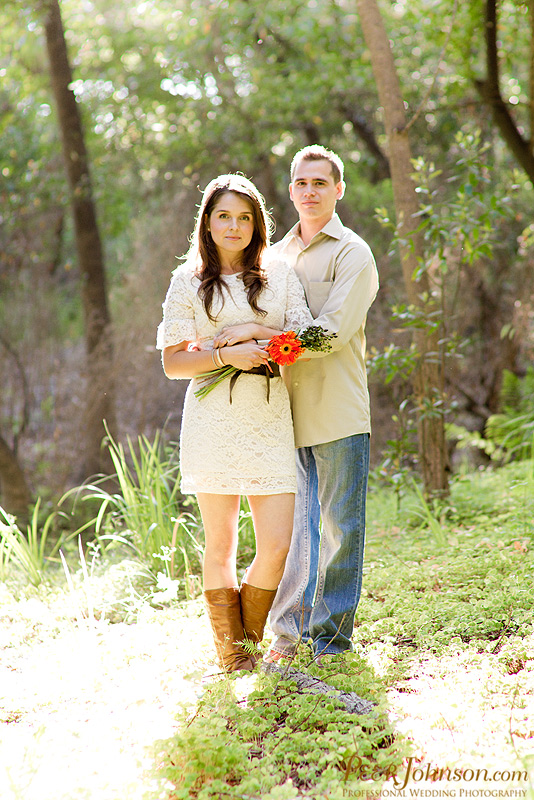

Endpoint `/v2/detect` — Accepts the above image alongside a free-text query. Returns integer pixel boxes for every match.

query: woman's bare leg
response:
[245,493,295,590]
[197,493,241,589]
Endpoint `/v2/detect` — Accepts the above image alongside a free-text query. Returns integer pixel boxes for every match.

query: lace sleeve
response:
[156,269,198,350]
[283,262,314,330]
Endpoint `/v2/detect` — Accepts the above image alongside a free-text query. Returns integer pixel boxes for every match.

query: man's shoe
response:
[264,650,287,663]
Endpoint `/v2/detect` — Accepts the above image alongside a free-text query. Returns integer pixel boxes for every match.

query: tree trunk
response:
[356,0,449,498]
[0,434,31,520]
[530,0,534,155]
[43,0,117,477]
[0,334,31,518]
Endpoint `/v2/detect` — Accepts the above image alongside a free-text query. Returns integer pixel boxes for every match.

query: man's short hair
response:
[290,145,345,185]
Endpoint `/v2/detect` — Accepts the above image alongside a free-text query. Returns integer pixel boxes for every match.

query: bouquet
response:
[194,325,337,400]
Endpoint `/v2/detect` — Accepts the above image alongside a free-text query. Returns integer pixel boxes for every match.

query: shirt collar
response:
[287,213,344,245]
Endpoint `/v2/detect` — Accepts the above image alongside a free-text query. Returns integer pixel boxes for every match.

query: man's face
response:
[289,159,344,224]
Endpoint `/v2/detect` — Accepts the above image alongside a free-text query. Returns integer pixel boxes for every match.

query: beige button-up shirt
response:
[273,213,379,448]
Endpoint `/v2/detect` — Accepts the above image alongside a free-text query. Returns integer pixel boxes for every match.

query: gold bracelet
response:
[217,348,226,367]
[212,348,224,368]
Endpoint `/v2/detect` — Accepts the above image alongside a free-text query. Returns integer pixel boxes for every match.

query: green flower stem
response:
[194,365,237,399]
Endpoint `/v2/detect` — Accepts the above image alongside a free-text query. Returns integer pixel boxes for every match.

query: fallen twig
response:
[261,662,375,715]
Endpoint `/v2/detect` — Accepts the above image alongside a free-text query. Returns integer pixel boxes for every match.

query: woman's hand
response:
[219,340,270,371]
[213,323,260,348]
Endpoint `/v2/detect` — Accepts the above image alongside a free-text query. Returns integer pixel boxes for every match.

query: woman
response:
[156,174,313,672]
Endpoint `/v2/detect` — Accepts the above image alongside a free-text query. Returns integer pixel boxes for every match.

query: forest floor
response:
[0,577,211,800]
[1,464,534,799]
[1,569,533,799]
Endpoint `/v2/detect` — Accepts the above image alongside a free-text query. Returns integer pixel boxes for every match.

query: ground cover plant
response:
[0,456,533,799]
[148,460,534,799]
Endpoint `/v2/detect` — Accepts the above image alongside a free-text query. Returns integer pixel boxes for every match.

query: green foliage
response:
[446,422,498,462]
[0,430,258,601]
[59,432,253,591]
[411,131,513,281]
[367,340,419,385]
[485,368,534,461]
[61,430,204,581]
[362,461,534,649]
[408,130,510,338]
[370,131,513,487]
[369,399,418,511]
[406,479,449,548]
[0,499,72,586]
[6,0,476,267]
[153,660,406,799]
[518,221,534,256]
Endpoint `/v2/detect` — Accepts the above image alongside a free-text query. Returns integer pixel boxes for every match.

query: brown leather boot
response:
[240,582,277,645]
[203,588,255,673]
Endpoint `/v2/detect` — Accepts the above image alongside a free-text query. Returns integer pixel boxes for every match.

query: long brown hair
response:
[186,174,273,322]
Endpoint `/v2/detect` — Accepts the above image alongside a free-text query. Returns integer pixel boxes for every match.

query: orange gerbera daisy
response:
[266,330,304,366]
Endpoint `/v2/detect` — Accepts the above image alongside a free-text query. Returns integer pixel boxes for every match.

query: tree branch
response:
[475,0,534,182]
[253,18,389,180]
[261,662,375,715]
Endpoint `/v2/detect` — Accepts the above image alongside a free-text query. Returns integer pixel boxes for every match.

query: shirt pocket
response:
[306,281,333,317]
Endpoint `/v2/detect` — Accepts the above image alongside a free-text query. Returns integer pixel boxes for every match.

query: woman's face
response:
[207,192,255,265]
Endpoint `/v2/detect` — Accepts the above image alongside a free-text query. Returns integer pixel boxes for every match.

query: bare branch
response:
[261,662,375,715]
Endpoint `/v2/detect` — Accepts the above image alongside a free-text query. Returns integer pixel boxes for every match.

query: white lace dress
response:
[156,256,313,495]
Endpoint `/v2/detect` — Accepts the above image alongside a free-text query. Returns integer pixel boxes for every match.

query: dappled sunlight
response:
[0,584,214,800]
[1,550,533,797]
[385,639,534,789]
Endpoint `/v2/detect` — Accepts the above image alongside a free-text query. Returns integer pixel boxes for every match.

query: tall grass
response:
[1,432,262,594]
[406,479,449,547]
[0,499,70,586]
[62,430,203,580]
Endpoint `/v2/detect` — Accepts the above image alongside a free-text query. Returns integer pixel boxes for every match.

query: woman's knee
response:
[204,539,237,567]
[258,535,291,570]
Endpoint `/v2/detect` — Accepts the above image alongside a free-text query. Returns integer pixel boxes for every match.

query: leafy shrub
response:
[485,367,534,461]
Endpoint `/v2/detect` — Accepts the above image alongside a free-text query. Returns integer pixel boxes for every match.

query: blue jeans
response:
[269,433,370,657]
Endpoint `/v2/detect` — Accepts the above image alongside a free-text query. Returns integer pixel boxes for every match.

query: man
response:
[266,144,379,665]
